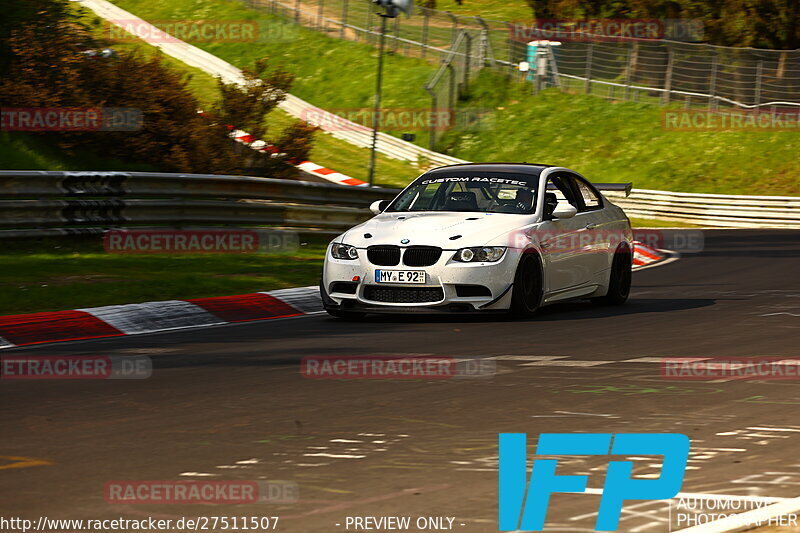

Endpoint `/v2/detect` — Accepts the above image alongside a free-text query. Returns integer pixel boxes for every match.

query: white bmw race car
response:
[321,163,633,318]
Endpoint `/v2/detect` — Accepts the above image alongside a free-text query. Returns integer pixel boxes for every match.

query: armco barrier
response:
[605,189,800,228]
[0,171,392,205]
[0,171,797,234]
[0,171,631,237]
[0,171,393,237]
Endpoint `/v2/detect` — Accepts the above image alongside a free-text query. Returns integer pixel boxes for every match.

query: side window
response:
[574,178,602,211]
[547,175,581,206]
[544,174,581,218]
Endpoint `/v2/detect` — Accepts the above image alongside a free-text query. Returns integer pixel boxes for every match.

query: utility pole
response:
[368,0,413,187]
[368,13,389,187]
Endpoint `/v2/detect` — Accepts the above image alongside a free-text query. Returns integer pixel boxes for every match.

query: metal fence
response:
[423,30,482,149]
[242,0,800,111]
[539,36,800,110]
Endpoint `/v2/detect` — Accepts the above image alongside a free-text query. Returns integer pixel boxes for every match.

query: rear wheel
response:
[592,245,632,305]
[510,253,543,318]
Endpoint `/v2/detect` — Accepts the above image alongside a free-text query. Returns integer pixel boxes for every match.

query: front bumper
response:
[322,246,520,313]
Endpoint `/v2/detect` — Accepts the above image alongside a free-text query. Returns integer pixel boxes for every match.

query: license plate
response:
[375,270,426,284]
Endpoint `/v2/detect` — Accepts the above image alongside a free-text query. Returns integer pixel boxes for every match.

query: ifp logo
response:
[498,433,690,531]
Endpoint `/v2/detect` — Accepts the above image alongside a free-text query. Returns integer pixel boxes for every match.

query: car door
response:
[538,174,593,292]
[570,175,611,279]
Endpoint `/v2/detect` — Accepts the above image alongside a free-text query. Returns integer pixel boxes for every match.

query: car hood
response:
[341,212,531,249]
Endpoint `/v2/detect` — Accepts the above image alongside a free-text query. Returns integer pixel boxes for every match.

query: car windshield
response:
[386,174,539,214]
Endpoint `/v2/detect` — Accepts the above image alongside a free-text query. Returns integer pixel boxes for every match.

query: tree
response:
[211,59,316,177]
[0,0,315,178]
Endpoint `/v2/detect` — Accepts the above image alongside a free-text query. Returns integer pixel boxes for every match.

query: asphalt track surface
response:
[2,230,799,532]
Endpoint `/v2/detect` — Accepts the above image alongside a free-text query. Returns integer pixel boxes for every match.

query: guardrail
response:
[0,171,394,205]
[0,171,796,236]
[604,189,800,228]
[0,171,396,238]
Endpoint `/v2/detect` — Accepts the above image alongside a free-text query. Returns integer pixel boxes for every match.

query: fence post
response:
[428,90,438,151]
[584,44,593,94]
[662,48,674,105]
[504,22,517,79]
[624,45,633,101]
[708,53,718,111]
[392,16,400,54]
[448,64,456,113]
[294,0,300,24]
[754,60,764,107]
[366,8,374,43]
[446,12,458,45]
[340,0,348,38]
[474,16,489,66]
[317,0,324,30]
[421,9,429,58]
[463,33,472,98]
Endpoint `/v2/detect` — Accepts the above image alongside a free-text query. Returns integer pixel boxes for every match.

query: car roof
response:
[425,163,554,177]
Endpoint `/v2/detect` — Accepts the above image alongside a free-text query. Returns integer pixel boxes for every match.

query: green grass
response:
[106,0,800,195]
[0,236,328,315]
[0,133,156,172]
[77,5,423,188]
[442,72,800,195]
[0,4,422,187]
[432,0,531,21]
[629,217,699,228]
[109,0,435,130]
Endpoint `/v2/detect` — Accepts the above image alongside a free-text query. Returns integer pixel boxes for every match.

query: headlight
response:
[331,243,359,260]
[453,247,506,263]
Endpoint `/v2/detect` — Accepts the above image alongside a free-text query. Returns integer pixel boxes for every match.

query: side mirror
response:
[370,200,390,215]
[552,204,578,220]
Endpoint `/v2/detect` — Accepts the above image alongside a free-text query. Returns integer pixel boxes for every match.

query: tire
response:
[510,253,543,318]
[325,309,367,320]
[592,245,632,306]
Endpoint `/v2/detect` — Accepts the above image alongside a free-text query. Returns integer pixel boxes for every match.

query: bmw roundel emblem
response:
[400,239,410,244]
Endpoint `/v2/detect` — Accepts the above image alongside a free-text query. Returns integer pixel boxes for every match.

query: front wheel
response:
[592,245,632,305]
[510,253,543,318]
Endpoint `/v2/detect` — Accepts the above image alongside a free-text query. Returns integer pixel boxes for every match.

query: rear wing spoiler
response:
[593,183,632,197]
[547,182,633,197]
